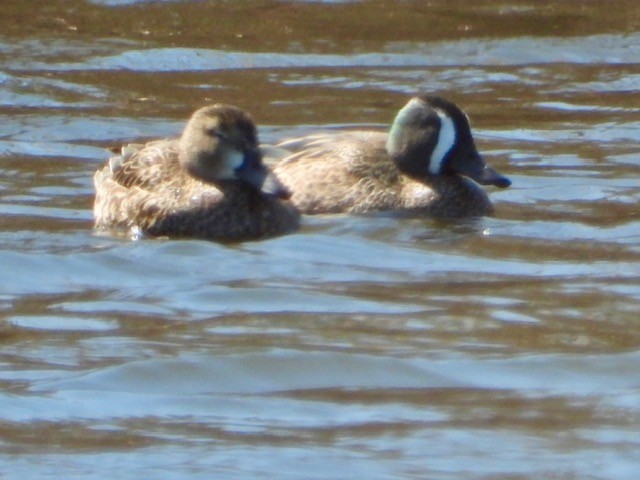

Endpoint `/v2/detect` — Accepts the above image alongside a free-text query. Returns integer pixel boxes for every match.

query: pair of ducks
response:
[93,96,511,242]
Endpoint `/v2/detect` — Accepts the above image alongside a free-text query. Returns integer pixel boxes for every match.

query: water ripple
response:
[8,34,639,73]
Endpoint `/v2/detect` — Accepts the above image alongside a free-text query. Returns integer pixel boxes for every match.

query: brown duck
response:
[93,104,299,241]
[272,95,511,217]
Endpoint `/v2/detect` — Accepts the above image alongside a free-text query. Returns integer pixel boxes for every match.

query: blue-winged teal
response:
[272,95,511,217]
[93,104,299,241]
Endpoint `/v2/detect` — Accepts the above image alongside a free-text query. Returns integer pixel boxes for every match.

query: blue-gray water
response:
[1,1,640,478]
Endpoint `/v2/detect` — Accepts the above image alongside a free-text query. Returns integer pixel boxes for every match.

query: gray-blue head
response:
[386,96,511,188]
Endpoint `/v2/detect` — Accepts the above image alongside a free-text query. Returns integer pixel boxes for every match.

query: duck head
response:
[179,104,291,199]
[386,95,511,188]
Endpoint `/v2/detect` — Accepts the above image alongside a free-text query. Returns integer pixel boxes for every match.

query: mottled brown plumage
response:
[272,96,510,218]
[93,105,299,242]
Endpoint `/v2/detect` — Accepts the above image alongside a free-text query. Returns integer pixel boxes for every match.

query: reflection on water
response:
[1,0,640,479]
[14,33,640,72]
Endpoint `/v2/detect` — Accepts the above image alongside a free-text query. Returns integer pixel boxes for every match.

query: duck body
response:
[273,131,495,217]
[93,105,299,242]
[272,96,511,218]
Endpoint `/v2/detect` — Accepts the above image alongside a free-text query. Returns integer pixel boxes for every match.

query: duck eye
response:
[207,128,228,141]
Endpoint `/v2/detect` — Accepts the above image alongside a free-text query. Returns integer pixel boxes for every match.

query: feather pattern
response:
[93,105,299,241]
[272,96,510,217]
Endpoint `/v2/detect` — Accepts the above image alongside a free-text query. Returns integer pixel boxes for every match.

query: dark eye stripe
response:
[207,128,228,141]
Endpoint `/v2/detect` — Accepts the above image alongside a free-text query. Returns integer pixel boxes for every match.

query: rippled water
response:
[1,1,640,478]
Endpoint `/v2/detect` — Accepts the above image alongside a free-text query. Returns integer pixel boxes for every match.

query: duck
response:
[93,104,299,241]
[271,95,511,217]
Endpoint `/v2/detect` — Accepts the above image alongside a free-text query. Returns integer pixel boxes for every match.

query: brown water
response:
[1,1,640,478]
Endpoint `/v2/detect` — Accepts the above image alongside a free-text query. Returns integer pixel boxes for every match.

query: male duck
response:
[93,104,299,241]
[272,95,511,217]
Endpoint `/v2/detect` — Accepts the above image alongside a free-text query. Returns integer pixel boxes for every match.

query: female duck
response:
[93,104,299,241]
[272,95,511,217]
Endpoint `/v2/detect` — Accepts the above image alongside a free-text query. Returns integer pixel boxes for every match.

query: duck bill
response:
[454,153,511,188]
[260,170,292,200]
[235,149,292,199]
[473,164,511,188]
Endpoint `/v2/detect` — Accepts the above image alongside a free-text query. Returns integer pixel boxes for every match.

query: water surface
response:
[1,1,640,478]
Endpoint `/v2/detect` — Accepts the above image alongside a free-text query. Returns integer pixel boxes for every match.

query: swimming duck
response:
[93,104,299,241]
[272,95,511,217]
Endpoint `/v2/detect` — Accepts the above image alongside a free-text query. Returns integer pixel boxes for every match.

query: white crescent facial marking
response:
[218,149,245,179]
[429,109,456,174]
